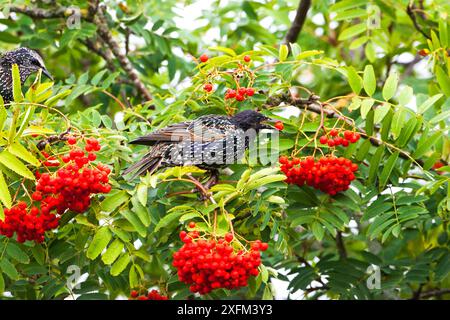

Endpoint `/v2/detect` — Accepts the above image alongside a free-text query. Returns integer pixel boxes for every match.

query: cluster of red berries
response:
[173,224,268,295]
[0,201,59,243]
[279,155,358,195]
[35,137,111,214]
[319,129,360,147]
[0,137,111,243]
[224,87,255,101]
[129,289,169,300]
[198,53,255,101]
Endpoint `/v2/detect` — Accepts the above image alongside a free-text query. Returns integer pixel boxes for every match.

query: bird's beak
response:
[41,67,53,81]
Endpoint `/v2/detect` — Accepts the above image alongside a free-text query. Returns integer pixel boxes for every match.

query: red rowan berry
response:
[203,83,213,92]
[67,137,77,145]
[246,88,255,96]
[319,136,328,144]
[225,232,233,242]
[274,121,284,131]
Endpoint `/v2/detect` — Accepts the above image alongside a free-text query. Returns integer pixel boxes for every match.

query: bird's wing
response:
[130,122,192,145]
[130,118,229,146]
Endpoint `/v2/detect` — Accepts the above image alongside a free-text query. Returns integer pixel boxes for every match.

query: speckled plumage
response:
[124,110,273,177]
[0,47,52,104]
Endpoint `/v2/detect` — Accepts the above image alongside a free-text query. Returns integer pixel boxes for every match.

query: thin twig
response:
[406,2,431,40]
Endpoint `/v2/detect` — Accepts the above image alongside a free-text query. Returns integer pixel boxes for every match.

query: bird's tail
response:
[123,155,163,179]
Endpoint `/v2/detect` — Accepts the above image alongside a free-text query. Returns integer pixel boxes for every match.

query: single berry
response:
[67,137,77,145]
[334,137,343,146]
[319,136,328,144]
[188,221,196,228]
[225,232,233,242]
[343,130,352,139]
[199,54,208,63]
[279,156,289,164]
[243,55,251,62]
[225,89,236,99]
[130,290,139,298]
[274,121,284,131]
[236,94,245,101]
[329,129,338,137]
[246,88,255,96]
[204,83,213,92]
[32,191,42,201]
[418,49,429,57]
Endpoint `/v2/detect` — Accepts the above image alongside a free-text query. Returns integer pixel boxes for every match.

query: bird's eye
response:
[30,58,40,66]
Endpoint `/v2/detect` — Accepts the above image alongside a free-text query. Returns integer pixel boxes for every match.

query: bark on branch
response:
[9,5,68,19]
[406,3,431,40]
[93,7,152,102]
[419,288,450,299]
[285,0,311,45]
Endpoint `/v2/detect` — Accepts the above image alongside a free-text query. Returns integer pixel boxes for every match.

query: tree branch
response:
[285,0,311,45]
[81,39,116,72]
[90,6,152,103]
[406,3,431,40]
[9,5,68,19]
[263,93,427,167]
[419,288,450,299]
[335,231,347,259]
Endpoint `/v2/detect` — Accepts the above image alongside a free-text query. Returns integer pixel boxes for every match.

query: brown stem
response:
[335,231,347,259]
[92,7,152,103]
[81,39,116,72]
[419,288,450,299]
[406,3,431,40]
[9,5,68,19]
[285,0,312,46]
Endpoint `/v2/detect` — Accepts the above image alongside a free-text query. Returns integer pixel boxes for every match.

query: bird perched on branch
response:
[0,47,53,104]
[124,110,276,187]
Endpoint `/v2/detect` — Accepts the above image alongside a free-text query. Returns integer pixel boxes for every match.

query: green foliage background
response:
[0,0,449,300]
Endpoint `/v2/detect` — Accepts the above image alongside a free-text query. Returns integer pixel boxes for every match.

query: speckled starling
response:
[0,47,53,104]
[124,110,276,178]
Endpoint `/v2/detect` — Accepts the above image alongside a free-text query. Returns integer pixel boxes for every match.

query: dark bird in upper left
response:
[0,47,53,104]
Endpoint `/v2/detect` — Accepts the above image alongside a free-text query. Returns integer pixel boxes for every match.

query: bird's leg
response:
[203,169,220,190]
